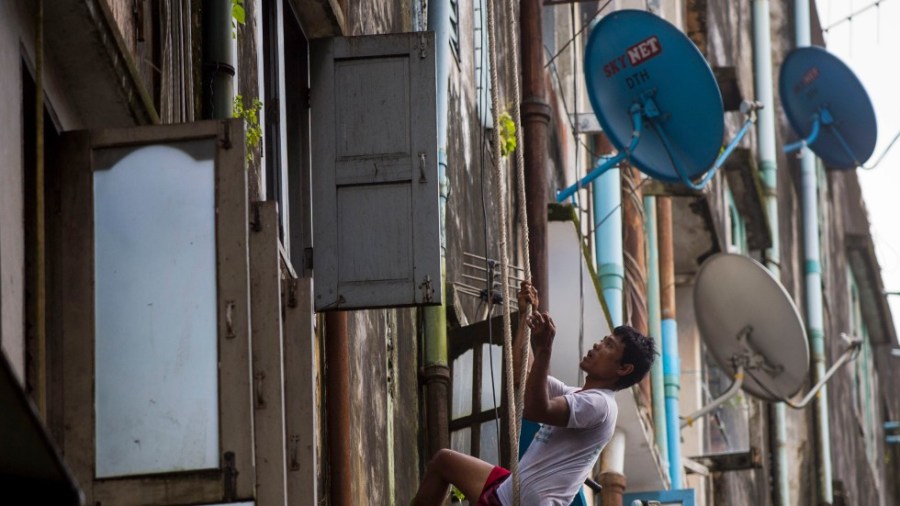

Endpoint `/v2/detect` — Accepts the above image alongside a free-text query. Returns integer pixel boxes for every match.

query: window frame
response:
[847,266,878,468]
[58,119,255,505]
[448,314,514,466]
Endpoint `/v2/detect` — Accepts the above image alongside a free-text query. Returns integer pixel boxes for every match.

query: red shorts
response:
[476,466,510,506]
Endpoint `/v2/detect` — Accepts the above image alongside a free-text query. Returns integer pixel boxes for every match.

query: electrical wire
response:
[544,0,614,70]
[477,0,503,458]
[571,1,586,385]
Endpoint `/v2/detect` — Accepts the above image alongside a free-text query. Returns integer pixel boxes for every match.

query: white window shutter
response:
[311,32,441,311]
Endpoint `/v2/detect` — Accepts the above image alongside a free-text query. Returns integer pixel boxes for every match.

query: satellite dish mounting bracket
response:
[682,324,777,429]
[556,103,644,202]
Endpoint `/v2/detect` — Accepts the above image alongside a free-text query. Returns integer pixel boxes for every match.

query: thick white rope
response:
[487,1,532,504]
[502,0,533,505]
[485,0,521,503]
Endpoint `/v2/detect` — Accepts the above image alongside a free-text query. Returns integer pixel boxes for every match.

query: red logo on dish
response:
[793,66,820,94]
[626,36,662,66]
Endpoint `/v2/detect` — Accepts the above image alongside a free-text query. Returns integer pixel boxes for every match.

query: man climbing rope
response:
[411,281,657,505]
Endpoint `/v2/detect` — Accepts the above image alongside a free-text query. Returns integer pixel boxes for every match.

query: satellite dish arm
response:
[709,103,762,172]
[657,100,762,191]
[556,104,644,202]
[784,113,822,154]
[862,129,900,170]
[747,333,862,409]
[681,365,745,428]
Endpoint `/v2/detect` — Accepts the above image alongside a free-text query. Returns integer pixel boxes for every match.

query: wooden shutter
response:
[310,32,441,311]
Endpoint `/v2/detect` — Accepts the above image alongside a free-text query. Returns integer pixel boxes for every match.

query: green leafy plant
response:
[450,485,466,503]
[231,0,246,38]
[498,110,517,157]
[233,95,263,163]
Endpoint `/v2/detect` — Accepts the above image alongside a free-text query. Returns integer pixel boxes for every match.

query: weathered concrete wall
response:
[0,0,29,382]
[348,309,419,504]
[820,170,885,506]
[335,4,420,504]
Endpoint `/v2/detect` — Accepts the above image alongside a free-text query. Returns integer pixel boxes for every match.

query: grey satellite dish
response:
[683,253,861,427]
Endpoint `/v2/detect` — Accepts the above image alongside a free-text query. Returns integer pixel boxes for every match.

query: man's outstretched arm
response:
[522,312,570,427]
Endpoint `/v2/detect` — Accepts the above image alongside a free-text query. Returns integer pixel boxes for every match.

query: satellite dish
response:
[683,254,863,427]
[584,9,723,184]
[693,253,809,401]
[780,46,877,169]
[557,10,760,200]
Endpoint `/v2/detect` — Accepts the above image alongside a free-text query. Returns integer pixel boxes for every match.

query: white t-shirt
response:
[495,376,618,506]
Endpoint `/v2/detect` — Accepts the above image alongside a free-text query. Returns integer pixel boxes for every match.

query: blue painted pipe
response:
[795,0,834,501]
[592,159,623,326]
[753,1,788,503]
[784,114,821,154]
[644,196,670,480]
[662,318,681,488]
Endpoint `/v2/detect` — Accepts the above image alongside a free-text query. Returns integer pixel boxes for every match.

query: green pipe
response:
[644,196,670,482]
[423,0,452,457]
[202,0,235,119]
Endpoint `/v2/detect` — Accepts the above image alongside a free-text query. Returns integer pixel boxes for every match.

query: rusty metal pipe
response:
[325,311,350,506]
[521,0,551,310]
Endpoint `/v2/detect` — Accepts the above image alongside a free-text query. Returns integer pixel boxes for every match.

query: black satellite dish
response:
[780,46,877,169]
[558,10,761,200]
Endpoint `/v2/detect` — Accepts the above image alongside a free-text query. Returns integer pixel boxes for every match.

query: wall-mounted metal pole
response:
[325,311,351,506]
[752,1,788,503]
[658,196,682,488]
[644,195,669,482]
[794,1,833,502]
[521,0,551,310]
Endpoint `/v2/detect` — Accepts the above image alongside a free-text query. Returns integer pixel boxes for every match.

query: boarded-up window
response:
[310,32,441,310]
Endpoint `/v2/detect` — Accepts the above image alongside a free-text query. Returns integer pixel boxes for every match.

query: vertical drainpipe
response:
[201,0,235,119]
[325,312,351,506]
[521,0,551,309]
[424,0,452,458]
[644,195,670,483]
[657,196,682,489]
[591,135,623,326]
[592,138,628,505]
[752,1,788,504]
[592,169,622,324]
[794,1,833,503]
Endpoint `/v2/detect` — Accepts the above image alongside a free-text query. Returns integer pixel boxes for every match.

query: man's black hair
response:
[612,325,658,390]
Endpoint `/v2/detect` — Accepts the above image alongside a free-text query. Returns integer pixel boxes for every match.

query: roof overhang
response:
[286,0,346,38]
[44,0,157,128]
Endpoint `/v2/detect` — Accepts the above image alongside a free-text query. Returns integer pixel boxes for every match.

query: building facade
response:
[1,0,898,505]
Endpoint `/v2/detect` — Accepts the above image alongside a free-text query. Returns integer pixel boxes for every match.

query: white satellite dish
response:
[683,253,861,427]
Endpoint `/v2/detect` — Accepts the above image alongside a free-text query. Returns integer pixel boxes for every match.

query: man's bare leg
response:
[412,449,495,505]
